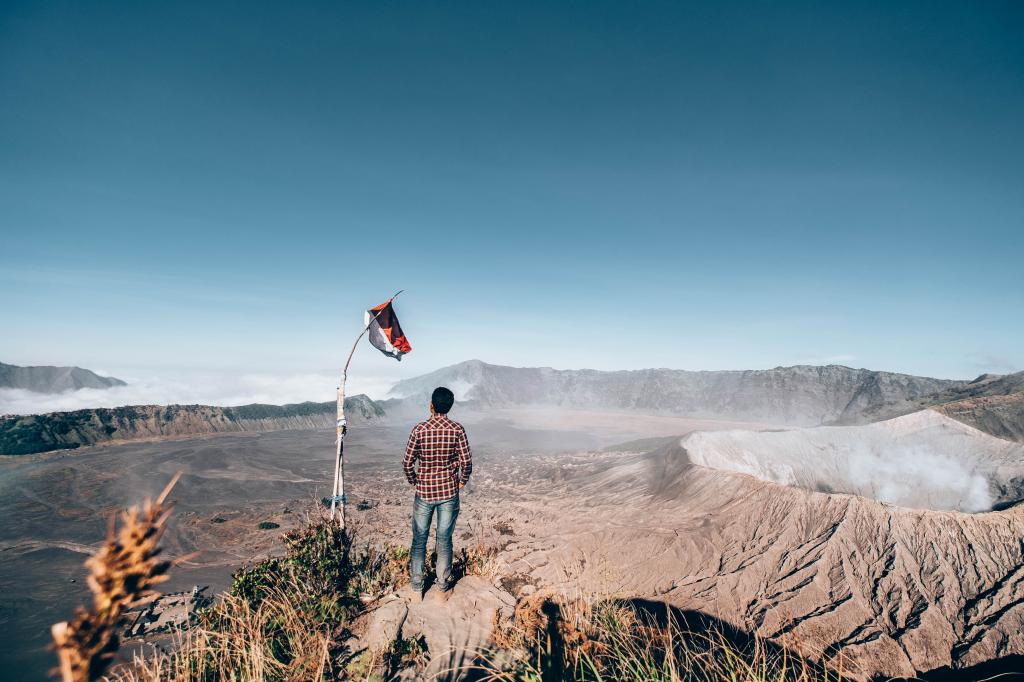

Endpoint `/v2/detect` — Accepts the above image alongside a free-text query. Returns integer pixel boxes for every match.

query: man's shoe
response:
[402,584,424,602]
[431,587,451,603]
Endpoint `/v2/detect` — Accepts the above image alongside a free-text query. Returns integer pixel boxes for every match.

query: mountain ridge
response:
[0,395,384,455]
[4,361,1020,455]
[390,360,965,426]
[0,362,126,393]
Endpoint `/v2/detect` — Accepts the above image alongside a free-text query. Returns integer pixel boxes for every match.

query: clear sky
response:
[1,1,1022,408]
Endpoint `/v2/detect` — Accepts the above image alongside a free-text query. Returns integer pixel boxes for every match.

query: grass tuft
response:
[486,592,850,682]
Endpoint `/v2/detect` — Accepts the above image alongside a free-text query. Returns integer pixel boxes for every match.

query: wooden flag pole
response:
[330,290,404,528]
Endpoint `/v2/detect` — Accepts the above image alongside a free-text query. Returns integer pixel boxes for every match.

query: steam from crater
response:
[842,442,993,512]
[682,410,1024,512]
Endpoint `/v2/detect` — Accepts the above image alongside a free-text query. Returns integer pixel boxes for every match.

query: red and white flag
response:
[365,299,411,361]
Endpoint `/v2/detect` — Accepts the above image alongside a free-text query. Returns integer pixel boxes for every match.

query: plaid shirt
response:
[403,414,472,502]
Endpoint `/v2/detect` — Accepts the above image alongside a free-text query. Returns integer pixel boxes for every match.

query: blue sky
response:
[1,1,1022,406]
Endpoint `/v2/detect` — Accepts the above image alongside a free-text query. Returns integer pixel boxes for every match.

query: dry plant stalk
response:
[51,473,182,682]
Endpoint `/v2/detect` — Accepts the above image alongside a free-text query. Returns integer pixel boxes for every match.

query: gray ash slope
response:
[561,443,1024,678]
[0,362,126,392]
[390,360,963,426]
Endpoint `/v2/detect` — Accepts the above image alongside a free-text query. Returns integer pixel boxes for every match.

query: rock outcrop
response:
[850,371,1024,441]
[354,577,512,679]
[0,395,385,455]
[933,394,1024,444]
[0,362,126,392]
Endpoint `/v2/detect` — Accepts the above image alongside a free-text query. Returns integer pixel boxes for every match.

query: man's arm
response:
[403,428,419,485]
[456,426,472,487]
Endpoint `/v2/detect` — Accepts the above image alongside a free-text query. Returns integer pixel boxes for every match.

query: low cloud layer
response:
[0,370,397,416]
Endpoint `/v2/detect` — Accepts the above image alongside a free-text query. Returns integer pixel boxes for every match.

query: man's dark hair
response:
[431,386,455,414]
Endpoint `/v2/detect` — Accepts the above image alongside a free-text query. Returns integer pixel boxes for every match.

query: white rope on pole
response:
[330,291,404,528]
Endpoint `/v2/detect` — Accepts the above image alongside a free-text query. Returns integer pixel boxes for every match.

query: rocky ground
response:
[345,444,1024,679]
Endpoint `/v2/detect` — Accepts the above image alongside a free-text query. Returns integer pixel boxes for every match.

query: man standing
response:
[403,386,473,601]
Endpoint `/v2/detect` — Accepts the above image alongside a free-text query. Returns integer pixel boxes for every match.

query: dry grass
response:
[485,591,850,682]
[457,543,502,580]
[107,512,430,682]
[51,473,182,682]
[50,489,430,682]
[110,582,333,682]
[348,544,410,600]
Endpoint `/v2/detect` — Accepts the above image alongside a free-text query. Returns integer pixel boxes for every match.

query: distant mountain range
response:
[0,395,383,455]
[0,362,126,392]
[390,359,966,426]
[3,359,1021,455]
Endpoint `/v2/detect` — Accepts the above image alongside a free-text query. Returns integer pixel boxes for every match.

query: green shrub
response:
[116,515,429,681]
[230,557,286,606]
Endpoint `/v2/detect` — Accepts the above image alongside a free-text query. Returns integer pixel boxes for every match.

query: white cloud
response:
[0,369,397,416]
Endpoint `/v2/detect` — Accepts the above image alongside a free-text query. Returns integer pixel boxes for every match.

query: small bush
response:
[230,557,286,607]
[348,545,410,599]
[384,633,428,677]
[257,521,280,530]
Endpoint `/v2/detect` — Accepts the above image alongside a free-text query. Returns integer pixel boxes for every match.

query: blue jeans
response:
[409,493,460,591]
